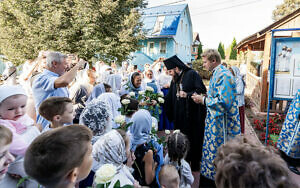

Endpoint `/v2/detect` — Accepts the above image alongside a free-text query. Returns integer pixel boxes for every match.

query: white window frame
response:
[160,41,167,54]
[148,42,155,54]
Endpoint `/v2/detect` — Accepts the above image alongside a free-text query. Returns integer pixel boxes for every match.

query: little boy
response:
[39,97,74,132]
[24,124,93,188]
[159,165,180,188]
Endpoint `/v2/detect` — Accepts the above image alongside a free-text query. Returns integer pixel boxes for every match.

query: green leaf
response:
[121,185,134,188]
[96,184,105,188]
[114,180,121,187]
[17,176,30,187]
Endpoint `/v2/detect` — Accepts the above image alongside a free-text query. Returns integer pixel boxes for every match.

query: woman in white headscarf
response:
[142,69,161,94]
[86,83,107,103]
[92,130,138,187]
[98,92,122,128]
[106,73,122,95]
[79,99,112,144]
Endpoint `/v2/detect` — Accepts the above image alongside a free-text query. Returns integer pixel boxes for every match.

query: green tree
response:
[229,38,237,60]
[197,41,203,59]
[272,0,300,21]
[0,0,146,65]
[217,42,225,59]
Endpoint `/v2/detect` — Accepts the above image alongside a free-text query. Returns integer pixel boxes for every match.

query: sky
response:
[146,0,284,49]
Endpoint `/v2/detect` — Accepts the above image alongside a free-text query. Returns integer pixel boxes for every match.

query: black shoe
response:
[289,165,300,175]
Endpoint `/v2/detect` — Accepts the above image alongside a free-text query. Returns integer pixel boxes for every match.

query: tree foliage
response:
[0,0,146,65]
[217,42,225,59]
[229,38,237,60]
[272,0,300,21]
[197,41,203,59]
[192,59,211,79]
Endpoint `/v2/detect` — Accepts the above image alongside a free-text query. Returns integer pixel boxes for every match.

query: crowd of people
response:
[0,49,298,188]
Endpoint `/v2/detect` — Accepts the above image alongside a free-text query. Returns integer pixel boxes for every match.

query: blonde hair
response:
[0,125,13,146]
[159,165,180,188]
[214,137,296,188]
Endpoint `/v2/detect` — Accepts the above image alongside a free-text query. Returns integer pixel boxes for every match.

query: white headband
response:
[0,85,27,103]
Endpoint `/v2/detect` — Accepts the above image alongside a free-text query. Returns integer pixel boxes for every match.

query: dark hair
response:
[166,132,189,180]
[24,124,92,187]
[167,132,189,162]
[39,97,73,121]
[120,97,139,116]
[0,125,12,146]
[214,137,296,188]
[131,72,140,85]
[103,83,111,92]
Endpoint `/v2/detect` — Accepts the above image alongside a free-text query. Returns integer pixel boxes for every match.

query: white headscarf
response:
[106,74,122,94]
[98,93,121,128]
[92,130,127,172]
[79,98,112,143]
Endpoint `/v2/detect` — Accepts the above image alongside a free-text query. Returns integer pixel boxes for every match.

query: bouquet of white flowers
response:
[135,87,165,120]
[114,115,133,131]
[94,164,133,188]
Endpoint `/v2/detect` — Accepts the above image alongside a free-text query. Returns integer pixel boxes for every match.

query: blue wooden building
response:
[130,4,193,71]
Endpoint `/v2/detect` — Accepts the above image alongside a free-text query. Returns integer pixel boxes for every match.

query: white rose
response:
[146,86,154,92]
[115,115,125,124]
[165,130,170,135]
[129,92,135,97]
[152,122,156,128]
[158,97,164,104]
[173,129,180,134]
[138,91,145,95]
[94,164,117,184]
[121,99,130,105]
[158,92,164,97]
[151,117,158,131]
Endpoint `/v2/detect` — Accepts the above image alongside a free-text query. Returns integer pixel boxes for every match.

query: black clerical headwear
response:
[163,55,187,70]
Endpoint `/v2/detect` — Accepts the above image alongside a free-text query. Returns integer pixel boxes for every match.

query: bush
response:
[192,59,212,79]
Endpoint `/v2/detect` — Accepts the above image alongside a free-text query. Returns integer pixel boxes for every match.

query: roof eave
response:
[145,35,175,39]
[237,8,300,49]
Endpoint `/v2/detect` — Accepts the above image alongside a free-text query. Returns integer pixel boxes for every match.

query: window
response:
[148,42,154,54]
[153,16,165,35]
[160,41,166,54]
[193,47,197,53]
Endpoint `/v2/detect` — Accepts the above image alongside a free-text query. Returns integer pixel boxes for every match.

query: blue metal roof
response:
[142,4,187,36]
